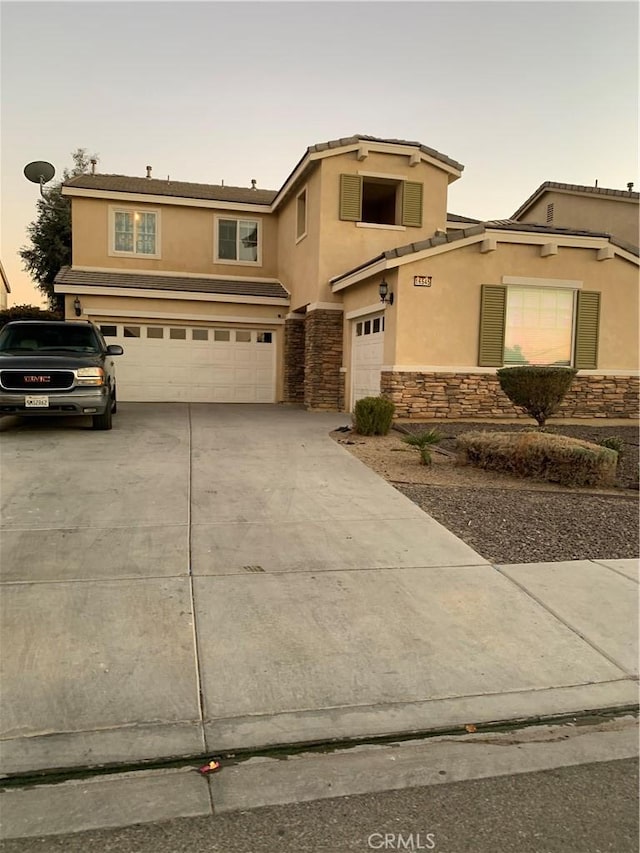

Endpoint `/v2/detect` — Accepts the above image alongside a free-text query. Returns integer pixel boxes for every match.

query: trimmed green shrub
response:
[402,428,443,465]
[456,430,617,487]
[353,396,395,436]
[0,304,62,330]
[496,366,577,427]
[598,436,624,456]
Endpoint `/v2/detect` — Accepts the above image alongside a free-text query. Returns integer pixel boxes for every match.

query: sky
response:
[1,0,638,307]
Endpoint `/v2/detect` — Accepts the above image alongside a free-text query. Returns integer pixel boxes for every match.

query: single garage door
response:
[351,313,385,408]
[99,323,276,403]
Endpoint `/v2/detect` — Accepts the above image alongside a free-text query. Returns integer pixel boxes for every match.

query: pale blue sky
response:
[1,0,638,305]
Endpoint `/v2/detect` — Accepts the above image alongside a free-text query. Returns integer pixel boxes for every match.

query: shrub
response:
[496,366,577,427]
[353,396,395,436]
[598,436,624,456]
[0,304,62,330]
[456,430,617,487]
[402,428,443,465]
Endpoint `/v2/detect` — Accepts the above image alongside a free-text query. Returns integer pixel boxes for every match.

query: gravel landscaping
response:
[332,421,639,564]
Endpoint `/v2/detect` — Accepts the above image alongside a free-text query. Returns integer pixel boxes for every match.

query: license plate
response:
[25,396,49,408]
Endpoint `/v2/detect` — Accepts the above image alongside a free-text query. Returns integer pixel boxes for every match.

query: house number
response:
[414,275,432,287]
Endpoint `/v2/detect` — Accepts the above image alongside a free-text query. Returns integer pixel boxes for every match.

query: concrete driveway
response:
[1,404,637,776]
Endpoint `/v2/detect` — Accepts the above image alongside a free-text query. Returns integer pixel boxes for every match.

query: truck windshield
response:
[0,324,101,353]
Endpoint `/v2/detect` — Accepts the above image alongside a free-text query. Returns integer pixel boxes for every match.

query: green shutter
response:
[401,181,423,227]
[478,285,507,367]
[339,174,362,221]
[574,291,600,369]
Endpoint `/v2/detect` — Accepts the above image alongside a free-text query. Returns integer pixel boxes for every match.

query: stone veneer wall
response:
[283,318,305,403]
[304,309,344,410]
[381,372,639,420]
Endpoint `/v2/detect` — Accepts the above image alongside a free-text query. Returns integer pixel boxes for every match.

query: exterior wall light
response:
[73,297,82,317]
[379,279,394,305]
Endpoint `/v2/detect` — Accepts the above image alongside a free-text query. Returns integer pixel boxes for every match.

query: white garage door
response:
[99,323,276,403]
[351,313,385,408]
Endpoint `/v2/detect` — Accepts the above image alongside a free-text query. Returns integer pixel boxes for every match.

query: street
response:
[2,758,637,853]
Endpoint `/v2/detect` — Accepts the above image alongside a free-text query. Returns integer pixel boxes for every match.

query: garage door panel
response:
[103,324,275,403]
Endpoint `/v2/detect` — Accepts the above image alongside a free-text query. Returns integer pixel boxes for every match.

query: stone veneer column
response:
[304,308,345,411]
[283,315,306,403]
[381,371,640,420]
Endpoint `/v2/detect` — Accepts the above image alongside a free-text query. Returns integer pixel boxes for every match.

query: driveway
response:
[1,404,637,775]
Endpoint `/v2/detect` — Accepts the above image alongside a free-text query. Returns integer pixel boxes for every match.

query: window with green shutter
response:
[339,175,423,226]
[478,285,601,369]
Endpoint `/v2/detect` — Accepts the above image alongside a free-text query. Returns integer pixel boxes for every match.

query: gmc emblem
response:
[25,375,50,383]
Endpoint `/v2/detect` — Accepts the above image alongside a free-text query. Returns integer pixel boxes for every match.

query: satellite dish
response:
[24,161,55,185]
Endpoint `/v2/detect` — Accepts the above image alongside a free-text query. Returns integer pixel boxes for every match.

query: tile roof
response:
[446,212,481,223]
[331,222,638,284]
[512,181,639,219]
[64,175,277,205]
[307,135,464,171]
[54,267,289,299]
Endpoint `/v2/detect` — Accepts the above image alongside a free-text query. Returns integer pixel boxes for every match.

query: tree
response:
[497,366,577,427]
[19,149,97,311]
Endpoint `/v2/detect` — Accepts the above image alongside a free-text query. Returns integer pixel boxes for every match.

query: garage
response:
[351,312,385,407]
[99,323,276,403]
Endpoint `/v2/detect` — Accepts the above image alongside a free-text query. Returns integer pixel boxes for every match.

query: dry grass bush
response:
[456,430,618,487]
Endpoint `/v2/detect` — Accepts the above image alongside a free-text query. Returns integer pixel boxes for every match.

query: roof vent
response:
[627,182,634,193]
[251,179,257,190]
[146,165,152,179]
[90,159,97,175]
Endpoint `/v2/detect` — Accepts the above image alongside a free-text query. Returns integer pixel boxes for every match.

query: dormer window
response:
[339,174,423,227]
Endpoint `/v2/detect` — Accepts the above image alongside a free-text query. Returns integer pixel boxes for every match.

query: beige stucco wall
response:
[65,292,286,400]
[316,153,450,296]
[522,192,639,246]
[71,198,279,278]
[391,242,638,370]
[276,165,322,311]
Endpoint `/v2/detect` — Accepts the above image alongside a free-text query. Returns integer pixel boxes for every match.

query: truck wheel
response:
[92,397,113,430]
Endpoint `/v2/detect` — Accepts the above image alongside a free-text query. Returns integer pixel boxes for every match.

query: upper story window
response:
[215,217,260,264]
[296,188,307,241]
[339,174,423,227]
[110,207,160,258]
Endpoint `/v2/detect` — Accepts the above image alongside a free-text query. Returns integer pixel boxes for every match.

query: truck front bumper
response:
[0,387,110,416]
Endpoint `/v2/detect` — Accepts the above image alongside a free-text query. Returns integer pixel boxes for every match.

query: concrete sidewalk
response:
[0,404,637,777]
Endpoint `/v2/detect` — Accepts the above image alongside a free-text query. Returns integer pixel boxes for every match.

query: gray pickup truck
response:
[0,320,123,430]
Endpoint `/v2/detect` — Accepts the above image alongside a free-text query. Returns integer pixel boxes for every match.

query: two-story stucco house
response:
[56,135,639,419]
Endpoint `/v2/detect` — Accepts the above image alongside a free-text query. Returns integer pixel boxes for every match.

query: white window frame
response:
[214,215,262,266]
[108,206,161,259]
[295,187,308,243]
[504,285,577,367]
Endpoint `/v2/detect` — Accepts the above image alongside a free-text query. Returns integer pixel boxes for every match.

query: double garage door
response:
[100,323,276,403]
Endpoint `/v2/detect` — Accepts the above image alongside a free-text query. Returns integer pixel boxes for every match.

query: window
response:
[169,328,186,340]
[339,175,423,227]
[100,325,117,337]
[214,330,230,342]
[216,218,259,263]
[257,332,272,343]
[192,329,208,341]
[147,327,163,339]
[372,318,381,333]
[478,285,601,370]
[110,208,159,257]
[123,326,140,338]
[356,322,363,336]
[504,287,574,366]
[235,330,251,342]
[296,189,307,241]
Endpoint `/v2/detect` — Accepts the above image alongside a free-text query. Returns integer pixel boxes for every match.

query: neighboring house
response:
[56,135,639,418]
[0,259,11,309]
[512,181,639,246]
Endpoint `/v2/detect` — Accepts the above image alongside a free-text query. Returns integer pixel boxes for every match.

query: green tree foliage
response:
[0,304,62,330]
[19,149,97,311]
[497,366,578,427]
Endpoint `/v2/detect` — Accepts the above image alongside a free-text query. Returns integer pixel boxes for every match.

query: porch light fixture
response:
[73,297,82,317]
[379,278,394,305]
